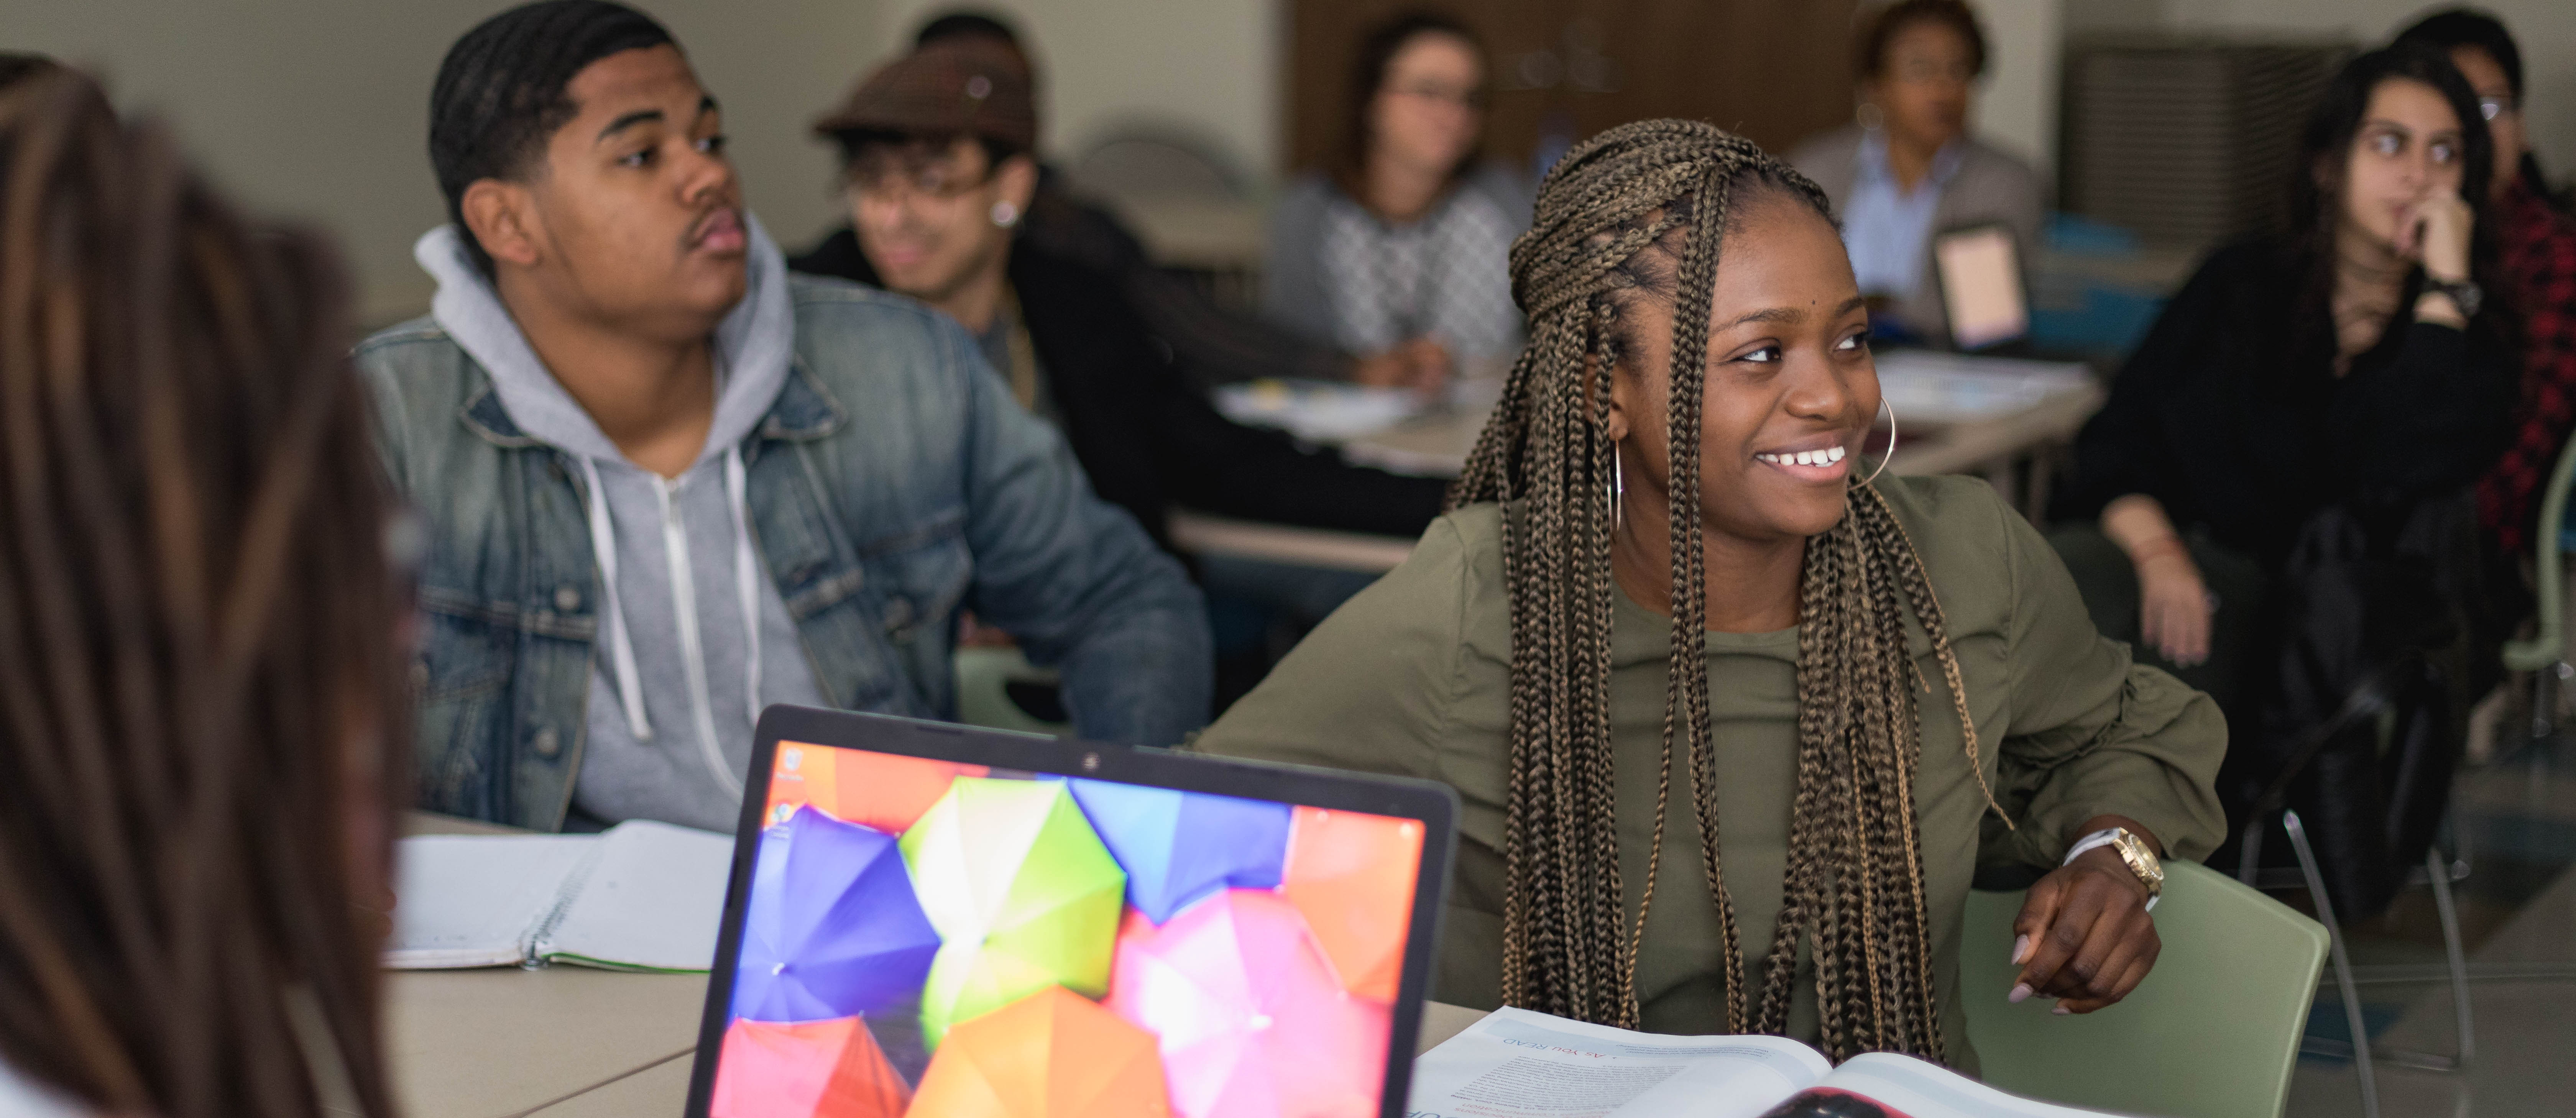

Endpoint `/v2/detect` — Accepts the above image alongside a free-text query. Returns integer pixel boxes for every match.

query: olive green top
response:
[1196,476,2227,1069]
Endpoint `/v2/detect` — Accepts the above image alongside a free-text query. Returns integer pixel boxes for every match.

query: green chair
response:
[1961,859,2328,1118]
[2502,420,2576,725]
[951,646,1073,735]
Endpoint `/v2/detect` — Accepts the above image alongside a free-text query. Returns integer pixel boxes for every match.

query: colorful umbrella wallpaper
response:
[908,986,1172,1118]
[720,745,1428,1117]
[711,1016,911,1118]
[1104,891,1391,1118]
[900,778,1127,1047]
[1066,780,1291,924]
[732,806,941,1024]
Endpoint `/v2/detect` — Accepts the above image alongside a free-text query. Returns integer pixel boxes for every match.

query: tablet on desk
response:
[1932,222,2030,351]
[685,707,1459,1118]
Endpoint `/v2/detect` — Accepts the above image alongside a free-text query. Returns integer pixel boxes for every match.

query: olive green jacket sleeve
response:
[1980,494,2231,870]
[1192,514,1470,780]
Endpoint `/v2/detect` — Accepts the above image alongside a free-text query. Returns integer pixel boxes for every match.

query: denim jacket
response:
[358,274,1212,829]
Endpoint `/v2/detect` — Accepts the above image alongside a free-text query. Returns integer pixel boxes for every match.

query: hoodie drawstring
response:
[579,457,654,741]
[578,450,765,796]
[725,447,763,736]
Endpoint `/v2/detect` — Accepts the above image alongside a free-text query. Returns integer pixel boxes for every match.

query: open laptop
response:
[1930,222,2031,351]
[685,706,1458,1118]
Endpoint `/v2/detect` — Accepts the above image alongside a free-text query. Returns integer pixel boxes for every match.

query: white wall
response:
[863,0,1281,186]
[1971,0,2066,181]
[5,0,876,324]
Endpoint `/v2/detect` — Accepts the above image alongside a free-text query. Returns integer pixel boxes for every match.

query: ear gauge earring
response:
[1859,398,1897,487]
[990,200,1020,228]
[1855,101,1885,131]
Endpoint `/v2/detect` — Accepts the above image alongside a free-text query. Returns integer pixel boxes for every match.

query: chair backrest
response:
[952,647,1071,735]
[1960,860,2327,1118]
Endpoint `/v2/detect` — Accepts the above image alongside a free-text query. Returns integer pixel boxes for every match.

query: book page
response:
[386,834,596,969]
[1410,1007,1831,1118]
[537,819,733,972]
[1761,1053,2124,1118]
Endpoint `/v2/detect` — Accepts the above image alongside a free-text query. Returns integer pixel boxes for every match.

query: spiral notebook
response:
[387,819,733,972]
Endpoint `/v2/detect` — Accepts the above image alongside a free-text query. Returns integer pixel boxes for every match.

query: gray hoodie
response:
[415,217,827,833]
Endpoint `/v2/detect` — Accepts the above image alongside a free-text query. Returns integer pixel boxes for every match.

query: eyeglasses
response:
[845,151,994,201]
[1387,82,1486,111]
[2477,95,2516,123]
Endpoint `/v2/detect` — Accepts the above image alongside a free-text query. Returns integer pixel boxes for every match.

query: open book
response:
[1410,1007,2120,1118]
[387,820,732,972]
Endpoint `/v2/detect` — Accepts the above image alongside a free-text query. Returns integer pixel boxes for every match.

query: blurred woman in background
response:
[1263,11,1530,377]
[0,66,412,1118]
[2050,43,2513,723]
[2049,45,2516,913]
[1789,0,2043,347]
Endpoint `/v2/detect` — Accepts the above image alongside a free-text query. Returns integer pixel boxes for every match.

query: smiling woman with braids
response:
[1199,120,2226,1068]
[0,69,411,1118]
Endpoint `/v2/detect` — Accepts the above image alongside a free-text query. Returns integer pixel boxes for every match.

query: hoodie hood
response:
[414,213,795,467]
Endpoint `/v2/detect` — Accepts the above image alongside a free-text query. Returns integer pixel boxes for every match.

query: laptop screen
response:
[705,739,1431,1118]
[1932,223,2029,351]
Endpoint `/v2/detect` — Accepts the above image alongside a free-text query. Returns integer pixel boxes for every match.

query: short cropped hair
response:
[428,0,676,275]
[1856,0,1988,80]
[914,10,1022,49]
[2395,8,2522,101]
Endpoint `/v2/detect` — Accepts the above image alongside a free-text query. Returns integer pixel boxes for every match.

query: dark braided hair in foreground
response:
[1451,118,2003,1062]
[0,70,410,1118]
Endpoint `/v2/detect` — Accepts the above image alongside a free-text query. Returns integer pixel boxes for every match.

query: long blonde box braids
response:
[1450,119,2003,1062]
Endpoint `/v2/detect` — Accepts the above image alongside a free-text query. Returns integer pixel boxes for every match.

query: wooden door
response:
[1286,0,1860,178]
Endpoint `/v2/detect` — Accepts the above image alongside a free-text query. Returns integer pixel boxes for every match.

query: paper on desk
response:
[1873,350,2093,426]
[389,834,593,968]
[1213,379,1423,441]
[1407,1006,1829,1118]
[539,819,735,971]
[386,820,731,972]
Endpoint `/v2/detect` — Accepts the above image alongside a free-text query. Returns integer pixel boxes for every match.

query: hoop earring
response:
[990,200,1020,228]
[1855,101,1884,131]
[1609,451,1626,531]
[1860,398,1897,487]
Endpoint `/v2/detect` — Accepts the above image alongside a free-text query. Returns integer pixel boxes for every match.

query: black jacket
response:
[2052,237,2516,567]
[790,228,1448,550]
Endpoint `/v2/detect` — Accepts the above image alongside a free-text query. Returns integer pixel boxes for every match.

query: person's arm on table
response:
[946,326,1213,745]
[1983,494,2229,1014]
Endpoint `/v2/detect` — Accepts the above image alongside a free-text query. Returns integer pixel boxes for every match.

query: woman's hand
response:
[2397,186,2474,283]
[2009,823,2163,1014]
[1351,336,1454,394]
[2132,541,2212,668]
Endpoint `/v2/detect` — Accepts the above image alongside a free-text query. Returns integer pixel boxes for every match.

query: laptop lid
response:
[685,706,1459,1118]
[1931,222,2029,351]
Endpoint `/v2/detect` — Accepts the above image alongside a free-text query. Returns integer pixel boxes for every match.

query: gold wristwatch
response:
[2065,826,2164,911]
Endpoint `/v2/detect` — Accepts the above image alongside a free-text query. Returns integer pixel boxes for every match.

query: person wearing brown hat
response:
[842,11,1450,395]
[791,34,1454,702]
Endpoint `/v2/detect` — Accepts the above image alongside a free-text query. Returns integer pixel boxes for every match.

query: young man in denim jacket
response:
[359,0,1209,831]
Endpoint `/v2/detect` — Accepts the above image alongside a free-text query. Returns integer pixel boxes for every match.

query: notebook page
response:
[386,834,597,969]
[536,819,733,972]
[1785,1053,2126,1118]
[1408,1006,1829,1118]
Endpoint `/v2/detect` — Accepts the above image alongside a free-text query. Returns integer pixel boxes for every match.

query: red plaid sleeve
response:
[2476,186,2576,555]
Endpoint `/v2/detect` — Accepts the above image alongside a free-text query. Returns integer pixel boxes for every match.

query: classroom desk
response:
[1180,366,2106,575]
[391,813,1495,1116]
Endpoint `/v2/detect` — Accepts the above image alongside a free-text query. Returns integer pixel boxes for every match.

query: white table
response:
[1185,355,2106,574]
